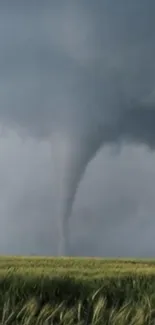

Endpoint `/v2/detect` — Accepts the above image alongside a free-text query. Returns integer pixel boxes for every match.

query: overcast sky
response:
[0,1,155,257]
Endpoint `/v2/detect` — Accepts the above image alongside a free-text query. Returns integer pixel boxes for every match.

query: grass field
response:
[0,256,155,324]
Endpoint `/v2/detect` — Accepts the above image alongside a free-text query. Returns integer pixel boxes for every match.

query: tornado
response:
[53,102,155,256]
[0,1,155,256]
[56,127,107,255]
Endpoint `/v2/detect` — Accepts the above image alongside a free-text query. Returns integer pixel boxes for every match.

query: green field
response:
[0,256,155,324]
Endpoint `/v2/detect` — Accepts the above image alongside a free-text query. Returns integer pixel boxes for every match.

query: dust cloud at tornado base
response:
[0,1,155,255]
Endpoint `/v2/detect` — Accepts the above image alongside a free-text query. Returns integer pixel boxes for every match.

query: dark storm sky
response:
[0,1,155,256]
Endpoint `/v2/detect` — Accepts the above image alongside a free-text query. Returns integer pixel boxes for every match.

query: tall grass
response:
[0,257,155,324]
[1,289,155,324]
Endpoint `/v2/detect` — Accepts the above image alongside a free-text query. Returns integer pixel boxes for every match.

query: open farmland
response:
[0,257,155,324]
[1,256,155,277]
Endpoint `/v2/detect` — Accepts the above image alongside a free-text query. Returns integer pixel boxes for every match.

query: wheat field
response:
[0,256,155,324]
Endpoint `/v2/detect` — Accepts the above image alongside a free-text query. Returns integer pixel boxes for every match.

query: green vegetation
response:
[0,256,155,324]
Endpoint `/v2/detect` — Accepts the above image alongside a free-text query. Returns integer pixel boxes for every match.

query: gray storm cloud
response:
[0,1,155,255]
